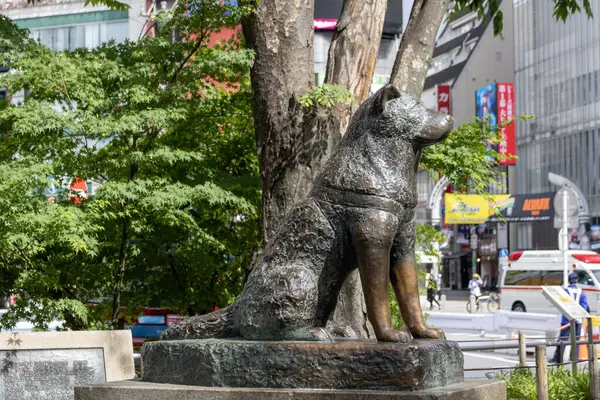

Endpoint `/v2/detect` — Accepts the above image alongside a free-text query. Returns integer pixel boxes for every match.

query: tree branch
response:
[169,6,208,85]
[389,0,450,98]
[325,0,387,104]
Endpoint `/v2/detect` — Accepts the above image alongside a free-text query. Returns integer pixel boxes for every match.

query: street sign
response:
[499,248,509,258]
[554,187,578,215]
[470,233,478,249]
[553,187,579,229]
[541,286,590,321]
[554,215,579,229]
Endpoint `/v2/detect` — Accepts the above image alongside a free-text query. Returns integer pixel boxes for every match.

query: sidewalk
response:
[440,289,470,301]
[420,298,471,313]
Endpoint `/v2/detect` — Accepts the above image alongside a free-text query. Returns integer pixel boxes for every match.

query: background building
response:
[415,1,514,289]
[513,0,600,250]
[0,0,148,51]
[313,0,403,92]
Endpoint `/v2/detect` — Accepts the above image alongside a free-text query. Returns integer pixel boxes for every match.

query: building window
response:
[30,20,128,51]
[517,223,532,249]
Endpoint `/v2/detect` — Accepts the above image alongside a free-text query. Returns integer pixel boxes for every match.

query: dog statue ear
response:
[371,84,401,115]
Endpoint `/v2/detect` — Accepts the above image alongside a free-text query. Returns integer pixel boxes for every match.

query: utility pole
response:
[562,189,569,287]
[470,226,478,276]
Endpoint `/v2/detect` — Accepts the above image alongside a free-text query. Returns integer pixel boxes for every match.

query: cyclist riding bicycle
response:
[468,273,483,300]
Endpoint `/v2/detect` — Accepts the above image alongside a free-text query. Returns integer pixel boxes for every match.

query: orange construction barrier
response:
[578,317,600,360]
[579,326,588,361]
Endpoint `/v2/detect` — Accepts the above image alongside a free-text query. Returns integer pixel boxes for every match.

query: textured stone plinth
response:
[75,379,507,400]
[141,339,463,391]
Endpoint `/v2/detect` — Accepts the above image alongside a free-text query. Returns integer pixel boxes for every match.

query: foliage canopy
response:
[0,1,260,330]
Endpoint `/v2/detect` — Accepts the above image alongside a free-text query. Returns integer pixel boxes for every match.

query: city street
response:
[421,291,549,380]
[446,330,529,379]
[420,290,492,314]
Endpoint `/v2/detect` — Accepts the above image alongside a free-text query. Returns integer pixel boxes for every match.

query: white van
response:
[499,250,600,314]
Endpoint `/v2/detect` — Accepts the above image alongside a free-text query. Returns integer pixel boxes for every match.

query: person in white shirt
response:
[468,273,483,298]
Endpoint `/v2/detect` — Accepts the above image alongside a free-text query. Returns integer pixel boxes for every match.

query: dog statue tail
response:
[160,305,238,340]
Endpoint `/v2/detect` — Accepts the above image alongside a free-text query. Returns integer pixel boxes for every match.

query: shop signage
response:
[445,192,555,224]
[444,194,510,224]
[496,82,516,165]
[313,19,337,30]
[436,85,451,115]
[488,192,555,222]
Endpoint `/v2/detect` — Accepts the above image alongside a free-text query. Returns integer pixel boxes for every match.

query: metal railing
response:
[456,318,600,400]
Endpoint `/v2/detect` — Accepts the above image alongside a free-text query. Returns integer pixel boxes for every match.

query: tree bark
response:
[390,0,450,98]
[241,0,319,241]
[112,218,129,329]
[111,163,137,329]
[325,0,387,104]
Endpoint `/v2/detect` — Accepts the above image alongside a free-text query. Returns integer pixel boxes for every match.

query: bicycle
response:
[466,292,499,313]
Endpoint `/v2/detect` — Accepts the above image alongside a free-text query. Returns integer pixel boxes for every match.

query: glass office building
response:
[514,0,600,248]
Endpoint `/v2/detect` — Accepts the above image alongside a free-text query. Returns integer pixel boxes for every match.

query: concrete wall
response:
[450,0,514,127]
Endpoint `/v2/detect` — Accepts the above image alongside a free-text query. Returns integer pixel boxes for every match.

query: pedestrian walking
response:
[426,273,441,310]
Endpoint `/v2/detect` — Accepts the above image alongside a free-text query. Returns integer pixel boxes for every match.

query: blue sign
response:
[475,83,498,158]
[138,315,165,325]
[499,248,509,258]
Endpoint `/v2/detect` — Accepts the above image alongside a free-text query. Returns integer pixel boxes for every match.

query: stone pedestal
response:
[75,379,507,400]
[141,339,463,391]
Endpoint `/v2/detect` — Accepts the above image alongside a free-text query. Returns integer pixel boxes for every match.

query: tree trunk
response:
[241,0,319,241]
[390,0,450,98]
[112,218,129,329]
[111,163,137,329]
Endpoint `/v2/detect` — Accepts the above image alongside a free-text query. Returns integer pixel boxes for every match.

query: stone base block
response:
[141,339,463,391]
[75,379,506,400]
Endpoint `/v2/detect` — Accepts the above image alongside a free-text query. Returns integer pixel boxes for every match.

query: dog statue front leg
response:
[348,209,410,343]
[390,220,445,340]
[390,258,444,339]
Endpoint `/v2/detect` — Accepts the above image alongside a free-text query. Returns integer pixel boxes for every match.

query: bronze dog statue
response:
[163,85,452,342]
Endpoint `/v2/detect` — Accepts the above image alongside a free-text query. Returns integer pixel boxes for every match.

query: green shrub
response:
[495,366,591,400]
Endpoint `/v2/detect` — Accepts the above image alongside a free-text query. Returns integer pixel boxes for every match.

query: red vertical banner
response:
[436,85,451,115]
[496,82,516,165]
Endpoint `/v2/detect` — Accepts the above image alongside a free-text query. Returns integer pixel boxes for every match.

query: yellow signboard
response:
[444,194,512,224]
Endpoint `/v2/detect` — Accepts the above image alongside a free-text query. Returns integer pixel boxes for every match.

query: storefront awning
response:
[441,251,472,260]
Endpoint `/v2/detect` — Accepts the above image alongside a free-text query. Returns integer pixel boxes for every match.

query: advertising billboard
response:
[487,192,554,222]
[497,83,516,165]
[444,194,511,224]
[475,82,516,165]
[475,83,497,128]
[445,193,554,224]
